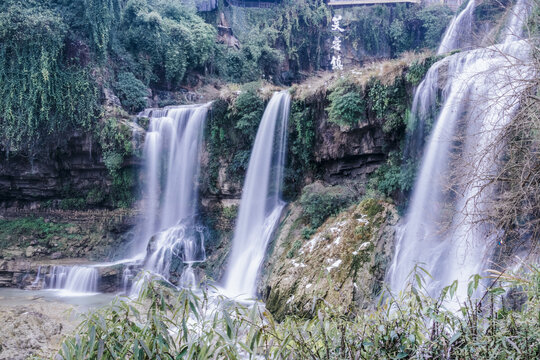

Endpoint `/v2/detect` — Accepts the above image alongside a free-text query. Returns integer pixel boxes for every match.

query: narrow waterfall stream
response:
[223,91,291,298]
[437,0,476,54]
[387,1,534,303]
[132,104,209,288]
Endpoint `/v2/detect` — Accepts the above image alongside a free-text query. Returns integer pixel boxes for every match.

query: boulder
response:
[25,246,36,258]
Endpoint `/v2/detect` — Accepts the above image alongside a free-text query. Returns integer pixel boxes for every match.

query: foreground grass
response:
[52,265,539,359]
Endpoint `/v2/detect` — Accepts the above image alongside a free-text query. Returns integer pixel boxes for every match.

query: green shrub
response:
[405,55,443,86]
[97,117,136,208]
[114,72,148,113]
[327,79,366,128]
[300,182,356,228]
[59,198,86,210]
[286,239,302,258]
[301,227,315,240]
[346,4,453,56]
[369,152,417,196]
[120,0,216,88]
[85,188,106,206]
[418,5,455,49]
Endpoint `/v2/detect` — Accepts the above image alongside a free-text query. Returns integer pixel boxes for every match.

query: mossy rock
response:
[263,198,399,320]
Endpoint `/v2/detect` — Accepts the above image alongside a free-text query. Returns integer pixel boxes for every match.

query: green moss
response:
[286,240,302,259]
[300,183,356,229]
[205,84,265,191]
[359,198,384,218]
[0,217,71,249]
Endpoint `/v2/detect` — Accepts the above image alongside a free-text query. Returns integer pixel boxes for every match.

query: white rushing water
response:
[133,104,209,286]
[502,0,531,44]
[437,0,476,54]
[31,266,42,287]
[388,1,533,305]
[47,266,99,295]
[223,91,291,298]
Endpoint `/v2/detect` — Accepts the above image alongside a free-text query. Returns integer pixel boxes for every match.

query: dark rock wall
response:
[316,120,386,186]
[0,133,107,208]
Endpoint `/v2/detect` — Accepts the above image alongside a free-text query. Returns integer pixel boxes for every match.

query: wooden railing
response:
[328,0,421,5]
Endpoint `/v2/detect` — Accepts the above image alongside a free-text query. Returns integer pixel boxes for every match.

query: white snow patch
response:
[326,259,342,272]
[286,295,295,304]
[357,214,369,225]
[306,283,313,289]
[305,235,322,252]
[352,251,358,255]
[358,242,371,250]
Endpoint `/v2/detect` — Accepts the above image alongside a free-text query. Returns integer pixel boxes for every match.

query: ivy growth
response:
[0,4,99,158]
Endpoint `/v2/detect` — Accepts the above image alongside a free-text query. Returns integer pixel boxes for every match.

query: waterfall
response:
[437,0,476,54]
[388,2,533,304]
[48,266,99,295]
[223,91,291,298]
[134,104,209,284]
[502,0,531,44]
[31,266,41,287]
[122,267,132,294]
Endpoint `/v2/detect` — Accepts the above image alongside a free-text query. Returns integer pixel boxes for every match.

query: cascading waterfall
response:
[437,0,476,54]
[223,91,290,298]
[134,104,209,286]
[502,0,531,44]
[31,266,42,287]
[48,266,99,294]
[388,1,533,304]
[122,267,132,293]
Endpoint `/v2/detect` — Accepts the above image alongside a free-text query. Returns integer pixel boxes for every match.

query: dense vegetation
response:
[0,4,100,158]
[204,82,266,192]
[0,0,453,158]
[55,265,539,359]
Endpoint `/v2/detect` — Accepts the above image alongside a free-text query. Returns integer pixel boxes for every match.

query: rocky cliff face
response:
[315,119,386,186]
[0,209,138,291]
[261,198,398,320]
[0,132,107,208]
[0,58,421,297]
